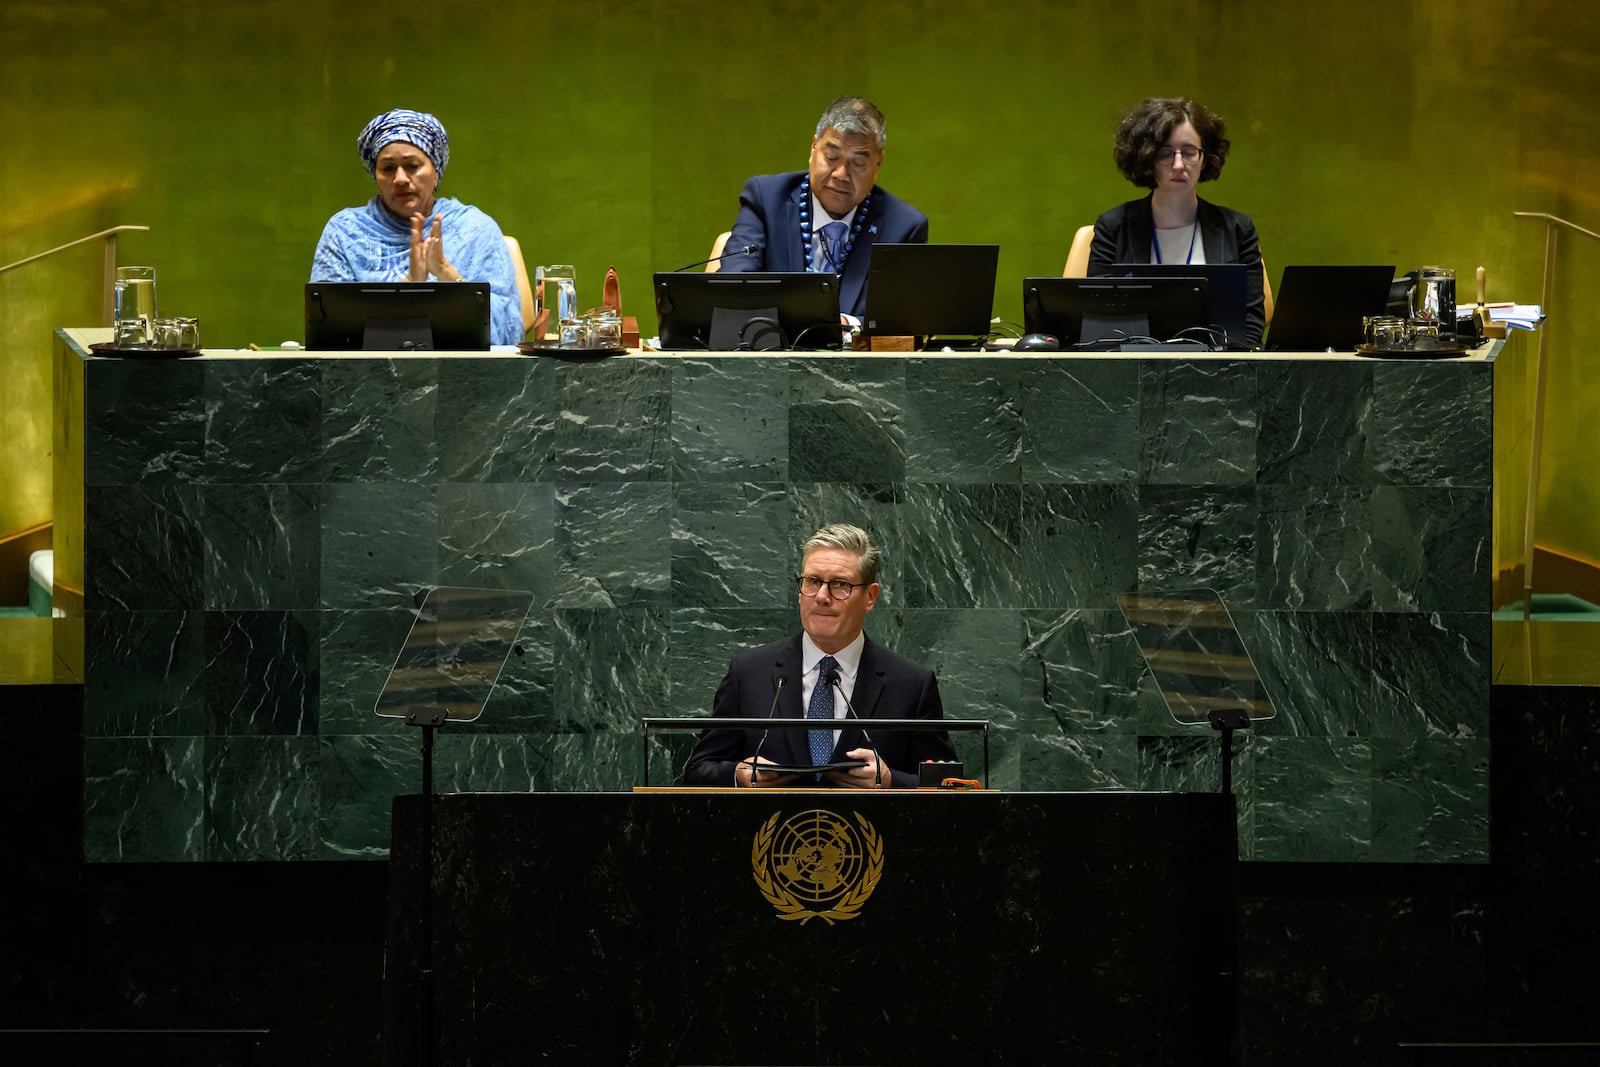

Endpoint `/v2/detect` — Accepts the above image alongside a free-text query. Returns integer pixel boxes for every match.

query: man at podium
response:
[684,523,956,788]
